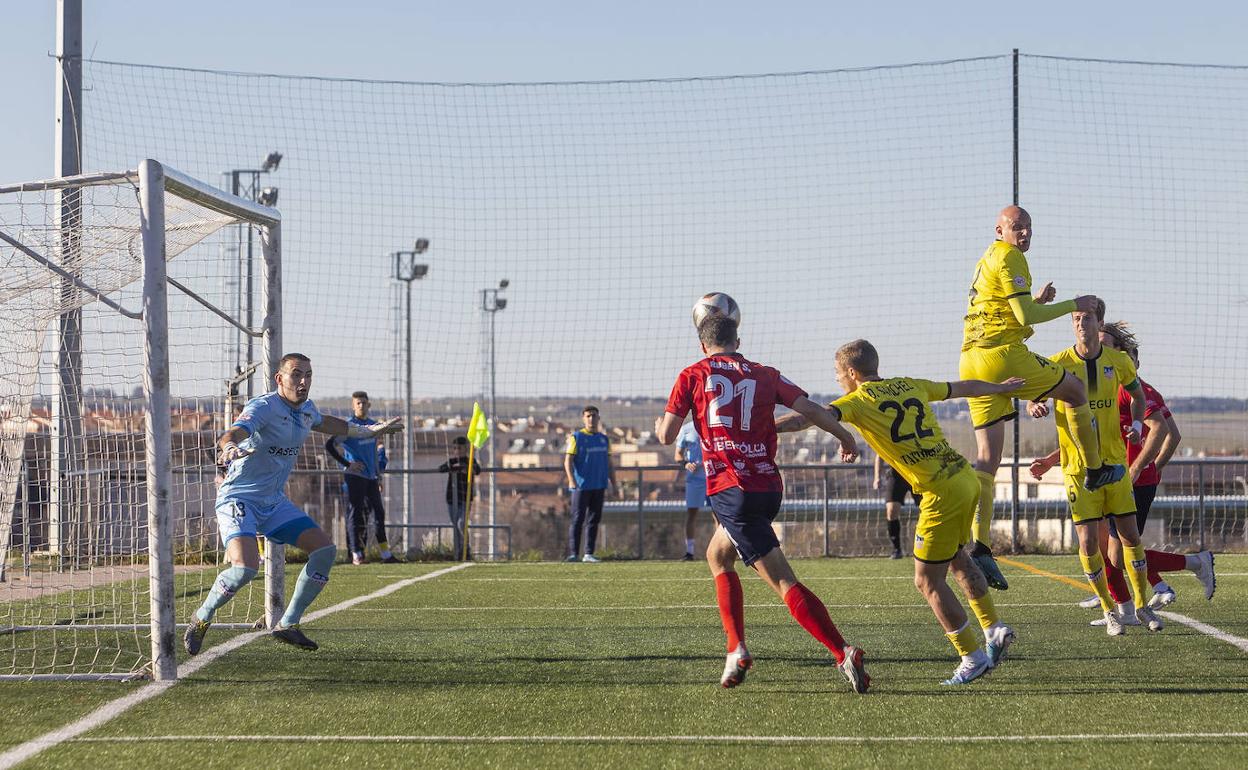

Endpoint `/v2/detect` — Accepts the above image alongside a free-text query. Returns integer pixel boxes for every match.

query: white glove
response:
[218,442,248,466]
[346,417,404,439]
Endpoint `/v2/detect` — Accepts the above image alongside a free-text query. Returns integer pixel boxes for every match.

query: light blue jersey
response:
[676,421,704,481]
[218,391,323,507]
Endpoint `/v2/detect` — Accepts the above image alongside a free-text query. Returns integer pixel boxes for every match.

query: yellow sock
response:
[1068,402,1103,469]
[973,471,994,546]
[946,620,980,657]
[378,541,390,551]
[1078,549,1115,612]
[1121,542,1152,606]
[968,592,999,630]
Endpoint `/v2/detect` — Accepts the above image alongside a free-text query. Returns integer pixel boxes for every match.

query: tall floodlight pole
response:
[480,280,509,560]
[50,0,83,560]
[393,240,430,554]
[224,151,281,400]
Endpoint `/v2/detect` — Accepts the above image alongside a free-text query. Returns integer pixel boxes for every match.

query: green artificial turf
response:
[3,555,1246,769]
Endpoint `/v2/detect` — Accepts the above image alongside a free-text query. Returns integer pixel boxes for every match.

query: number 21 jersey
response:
[665,353,806,495]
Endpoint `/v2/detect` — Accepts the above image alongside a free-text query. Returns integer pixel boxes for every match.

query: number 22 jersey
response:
[665,353,806,496]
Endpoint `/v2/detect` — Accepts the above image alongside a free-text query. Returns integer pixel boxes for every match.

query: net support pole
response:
[50,0,84,560]
[1009,47,1022,553]
[140,159,177,681]
[261,219,285,628]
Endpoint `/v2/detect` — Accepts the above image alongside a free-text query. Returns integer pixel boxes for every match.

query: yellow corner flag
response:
[461,402,490,561]
[467,401,490,449]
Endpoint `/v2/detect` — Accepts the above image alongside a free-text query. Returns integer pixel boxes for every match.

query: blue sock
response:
[196,565,257,622]
[279,545,336,627]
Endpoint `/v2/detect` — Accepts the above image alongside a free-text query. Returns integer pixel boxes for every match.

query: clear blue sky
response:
[5,1,1243,184]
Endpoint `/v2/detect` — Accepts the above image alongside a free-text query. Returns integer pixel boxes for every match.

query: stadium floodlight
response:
[0,159,283,681]
[224,152,281,402]
[481,280,509,559]
[392,242,430,553]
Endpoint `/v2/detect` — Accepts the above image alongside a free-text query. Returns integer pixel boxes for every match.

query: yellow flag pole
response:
[461,443,475,561]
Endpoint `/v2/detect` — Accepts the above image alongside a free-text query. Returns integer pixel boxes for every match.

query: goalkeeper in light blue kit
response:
[184,353,403,654]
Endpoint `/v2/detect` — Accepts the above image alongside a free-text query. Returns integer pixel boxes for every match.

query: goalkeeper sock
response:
[196,565,258,622]
[1105,562,1131,605]
[279,545,336,627]
[946,620,980,657]
[886,519,901,550]
[685,538,696,555]
[972,471,995,547]
[967,592,999,630]
[378,541,392,559]
[1121,542,1152,606]
[1079,550,1115,612]
[784,582,847,664]
[1067,402,1104,469]
[714,572,745,652]
[1147,549,1187,585]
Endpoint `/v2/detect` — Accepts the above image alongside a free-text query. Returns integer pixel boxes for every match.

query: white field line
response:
[1158,611,1248,655]
[0,563,473,770]
[63,732,1248,745]
[342,602,1081,612]
[462,573,1248,582]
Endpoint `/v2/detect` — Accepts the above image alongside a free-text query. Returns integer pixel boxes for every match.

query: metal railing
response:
[7,457,1244,565]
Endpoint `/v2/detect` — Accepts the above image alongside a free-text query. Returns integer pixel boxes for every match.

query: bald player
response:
[959,206,1123,590]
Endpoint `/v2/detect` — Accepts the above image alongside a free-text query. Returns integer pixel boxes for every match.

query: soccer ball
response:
[691,292,741,329]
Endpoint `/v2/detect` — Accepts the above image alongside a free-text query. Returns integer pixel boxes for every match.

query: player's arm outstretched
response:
[316,414,404,439]
[790,396,859,461]
[945,377,1026,400]
[1008,283,1099,328]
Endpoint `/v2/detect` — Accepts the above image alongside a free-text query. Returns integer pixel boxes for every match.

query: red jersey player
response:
[654,314,870,693]
[1102,322,1214,608]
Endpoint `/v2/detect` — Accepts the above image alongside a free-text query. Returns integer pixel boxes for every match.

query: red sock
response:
[714,572,745,652]
[1105,563,1130,604]
[1146,549,1187,586]
[783,582,847,664]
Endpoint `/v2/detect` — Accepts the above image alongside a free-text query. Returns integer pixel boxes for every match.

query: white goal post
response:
[0,160,282,681]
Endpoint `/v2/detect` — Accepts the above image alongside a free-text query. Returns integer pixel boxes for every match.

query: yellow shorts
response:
[912,470,978,564]
[959,342,1067,428]
[1064,472,1135,524]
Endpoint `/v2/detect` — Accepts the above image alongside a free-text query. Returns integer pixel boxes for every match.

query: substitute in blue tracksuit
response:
[325,390,396,564]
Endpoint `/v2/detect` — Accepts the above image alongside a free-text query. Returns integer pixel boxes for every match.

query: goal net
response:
[0,160,282,680]
[73,54,1248,562]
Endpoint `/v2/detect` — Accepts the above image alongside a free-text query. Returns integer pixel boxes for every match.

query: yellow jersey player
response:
[778,340,1021,686]
[960,205,1121,591]
[1026,307,1160,635]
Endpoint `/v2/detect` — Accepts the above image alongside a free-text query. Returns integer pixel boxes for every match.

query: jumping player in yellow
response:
[778,340,1021,685]
[1026,308,1160,634]
[960,205,1122,590]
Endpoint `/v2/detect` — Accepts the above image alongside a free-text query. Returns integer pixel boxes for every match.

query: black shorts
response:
[709,487,783,566]
[1110,483,1158,538]
[886,468,922,505]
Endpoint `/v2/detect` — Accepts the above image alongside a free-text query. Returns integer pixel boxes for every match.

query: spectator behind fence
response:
[564,405,615,563]
[437,436,481,561]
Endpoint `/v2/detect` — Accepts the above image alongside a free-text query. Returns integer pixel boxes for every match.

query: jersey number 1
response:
[706,375,757,431]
